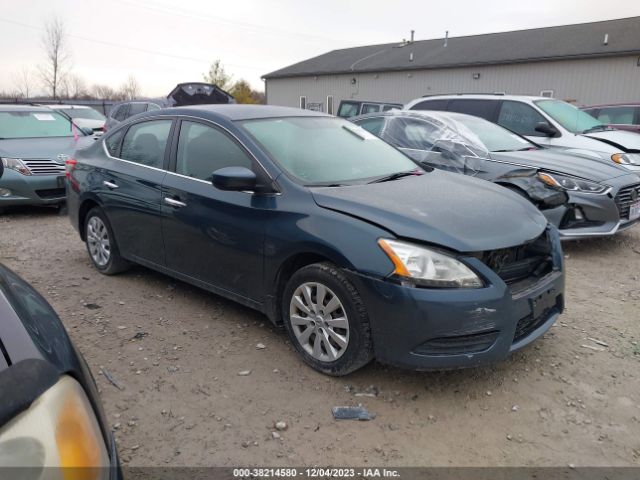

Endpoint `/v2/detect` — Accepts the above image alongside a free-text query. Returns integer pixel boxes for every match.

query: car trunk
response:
[166,83,235,107]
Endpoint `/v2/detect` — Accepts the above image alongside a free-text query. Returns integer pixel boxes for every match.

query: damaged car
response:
[68,105,564,375]
[351,110,640,239]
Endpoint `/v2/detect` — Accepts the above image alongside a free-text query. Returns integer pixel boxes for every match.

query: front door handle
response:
[164,197,187,208]
[103,180,118,189]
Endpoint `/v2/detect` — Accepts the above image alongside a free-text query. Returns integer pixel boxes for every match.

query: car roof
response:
[581,102,640,108]
[151,104,328,121]
[0,104,57,113]
[407,93,551,105]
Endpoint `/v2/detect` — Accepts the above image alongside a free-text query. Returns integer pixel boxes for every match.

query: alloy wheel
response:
[289,282,349,362]
[87,216,111,267]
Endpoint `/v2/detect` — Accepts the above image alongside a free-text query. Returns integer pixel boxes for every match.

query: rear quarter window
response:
[409,99,449,111]
[104,129,125,156]
[447,99,498,120]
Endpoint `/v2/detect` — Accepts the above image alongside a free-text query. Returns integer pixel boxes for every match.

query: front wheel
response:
[84,207,130,275]
[282,262,373,376]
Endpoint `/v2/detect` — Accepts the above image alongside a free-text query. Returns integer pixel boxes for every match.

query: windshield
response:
[240,116,419,185]
[60,108,105,121]
[0,110,76,139]
[452,114,534,152]
[534,99,604,134]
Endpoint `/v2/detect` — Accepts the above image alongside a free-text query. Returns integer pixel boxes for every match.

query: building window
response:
[299,96,307,110]
[326,96,334,115]
[540,90,554,98]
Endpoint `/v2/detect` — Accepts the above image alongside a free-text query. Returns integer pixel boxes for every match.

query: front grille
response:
[23,159,65,176]
[35,188,65,199]
[513,297,563,343]
[615,183,640,220]
[473,230,554,286]
[413,331,500,356]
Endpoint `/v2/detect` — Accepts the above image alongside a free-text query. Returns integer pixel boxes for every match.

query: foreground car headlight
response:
[537,172,608,194]
[378,238,483,288]
[611,153,640,166]
[0,376,109,470]
[1,157,31,176]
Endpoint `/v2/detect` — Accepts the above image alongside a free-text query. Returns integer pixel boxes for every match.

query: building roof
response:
[263,16,640,79]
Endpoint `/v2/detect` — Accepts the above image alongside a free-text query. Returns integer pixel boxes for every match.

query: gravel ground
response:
[1,206,639,467]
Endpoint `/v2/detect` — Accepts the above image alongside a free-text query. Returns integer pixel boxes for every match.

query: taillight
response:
[65,158,77,179]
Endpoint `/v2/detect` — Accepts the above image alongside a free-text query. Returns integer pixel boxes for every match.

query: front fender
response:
[495,169,568,209]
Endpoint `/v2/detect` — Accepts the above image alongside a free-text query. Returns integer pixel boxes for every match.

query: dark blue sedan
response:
[67,105,565,375]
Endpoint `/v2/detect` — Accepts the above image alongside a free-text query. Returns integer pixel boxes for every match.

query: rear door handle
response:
[103,180,118,189]
[164,197,187,208]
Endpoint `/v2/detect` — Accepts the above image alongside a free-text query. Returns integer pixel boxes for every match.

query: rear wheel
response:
[84,207,130,275]
[282,262,373,376]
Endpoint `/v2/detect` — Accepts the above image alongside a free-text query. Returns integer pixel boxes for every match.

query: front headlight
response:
[611,153,640,166]
[1,157,31,176]
[537,172,608,194]
[378,238,483,288]
[0,376,110,470]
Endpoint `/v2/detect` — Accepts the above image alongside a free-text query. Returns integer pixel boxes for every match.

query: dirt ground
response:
[1,206,639,467]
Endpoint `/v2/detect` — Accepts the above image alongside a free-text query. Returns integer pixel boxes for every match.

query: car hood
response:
[72,118,105,130]
[311,170,547,252]
[582,129,640,152]
[0,136,95,161]
[489,148,630,182]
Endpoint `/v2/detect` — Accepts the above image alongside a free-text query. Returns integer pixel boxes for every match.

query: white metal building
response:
[263,17,640,112]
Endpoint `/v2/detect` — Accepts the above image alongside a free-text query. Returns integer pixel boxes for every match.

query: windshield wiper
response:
[367,169,423,184]
[582,125,612,134]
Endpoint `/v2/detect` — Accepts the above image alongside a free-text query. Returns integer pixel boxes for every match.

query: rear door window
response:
[596,106,636,125]
[497,101,548,136]
[360,103,381,115]
[120,119,173,169]
[448,99,498,121]
[112,105,129,121]
[337,102,360,118]
[127,103,147,118]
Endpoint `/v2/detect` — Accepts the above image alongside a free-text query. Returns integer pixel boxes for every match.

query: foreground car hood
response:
[0,136,95,161]
[490,148,630,182]
[311,171,547,252]
[582,129,640,152]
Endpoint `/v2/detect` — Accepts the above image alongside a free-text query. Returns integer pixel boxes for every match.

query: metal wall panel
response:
[265,55,640,109]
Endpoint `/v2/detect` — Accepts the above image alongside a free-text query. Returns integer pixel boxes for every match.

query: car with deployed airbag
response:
[405,94,640,173]
[67,105,564,375]
[351,110,640,239]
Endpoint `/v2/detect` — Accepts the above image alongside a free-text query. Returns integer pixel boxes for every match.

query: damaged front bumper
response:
[347,229,565,370]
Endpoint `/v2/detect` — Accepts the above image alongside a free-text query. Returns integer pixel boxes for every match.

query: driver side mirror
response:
[534,122,559,137]
[212,167,257,192]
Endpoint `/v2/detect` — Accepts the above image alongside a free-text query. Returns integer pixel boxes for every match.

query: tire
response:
[282,262,373,376]
[84,207,131,275]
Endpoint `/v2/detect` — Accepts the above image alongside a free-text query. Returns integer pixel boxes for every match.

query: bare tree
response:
[39,17,71,99]
[203,60,233,91]
[12,67,35,98]
[66,74,88,99]
[91,84,117,100]
[119,75,140,100]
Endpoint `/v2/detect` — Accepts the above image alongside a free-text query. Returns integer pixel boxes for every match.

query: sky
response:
[1,0,640,98]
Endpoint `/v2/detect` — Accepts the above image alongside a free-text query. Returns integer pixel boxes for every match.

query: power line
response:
[0,16,272,71]
[109,0,338,44]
